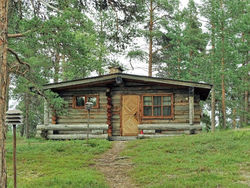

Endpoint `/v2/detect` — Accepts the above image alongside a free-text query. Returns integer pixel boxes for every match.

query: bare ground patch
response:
[239,162,250,186]
[95,141,138,188]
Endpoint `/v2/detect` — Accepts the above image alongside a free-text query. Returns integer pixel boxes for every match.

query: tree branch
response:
[7,48,31,69]
[8,30,32,38]
[37,0,63,13]
[152,44,171,55]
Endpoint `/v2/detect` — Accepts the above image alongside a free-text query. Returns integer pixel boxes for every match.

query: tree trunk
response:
[98,10,104,76]
[0,0,9,186]
[232,108,236,129]
[211,23,216,132]
[25,93,30,139]
[220,0,226,129]
[242,33,249,126]
[211,87,216,131]
[244,91,248,125]
[54,52,60,83]
[148,0,153,77]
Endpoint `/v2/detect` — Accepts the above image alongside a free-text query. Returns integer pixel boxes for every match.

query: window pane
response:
[76,96,85,106]
[143,96,152,105]
[153,107,161,116]
[163,106,171,116]
[143,106,152,116]
[153,96,161,105]
[163,96,171,105]
[87,97,97,107]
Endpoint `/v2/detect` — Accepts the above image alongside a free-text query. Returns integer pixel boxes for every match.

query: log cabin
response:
[36,67,212,140]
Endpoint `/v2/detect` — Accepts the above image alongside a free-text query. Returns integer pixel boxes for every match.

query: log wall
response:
[111,91,121,136]
[37,87,109,139]
[110,86,201,136]
[38,84,202,138]
[57,88,108,125]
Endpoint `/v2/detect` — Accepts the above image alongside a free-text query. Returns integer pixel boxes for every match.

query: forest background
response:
[6,0,248,135]
[0,0,249,186]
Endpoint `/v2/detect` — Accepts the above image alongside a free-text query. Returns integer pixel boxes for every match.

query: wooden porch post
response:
[189,87,194,125]
[106,88,112,137]
[44,98,49,126]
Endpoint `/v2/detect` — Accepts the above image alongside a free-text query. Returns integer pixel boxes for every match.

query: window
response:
[142,94,173,118]
[73,95,99,109]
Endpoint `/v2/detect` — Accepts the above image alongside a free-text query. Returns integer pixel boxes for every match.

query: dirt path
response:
[95,141,138,188]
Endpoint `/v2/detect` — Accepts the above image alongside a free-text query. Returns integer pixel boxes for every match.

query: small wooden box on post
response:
[6,109,23,188]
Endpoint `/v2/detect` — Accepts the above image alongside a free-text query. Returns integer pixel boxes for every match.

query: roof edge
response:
[43,73,212,90]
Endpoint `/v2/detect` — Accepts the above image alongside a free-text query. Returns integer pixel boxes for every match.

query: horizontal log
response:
[161,130,190,134]
[140,119,200,124]
[57,119,106,123]
[143,130,155,134]
[59,91,107,96]
[174,114,200,119]
[92,130,104,134]
[66,112,107,116]
[66,110,107,114]
[60,87,107,92]
[59,114,107,119]
[58,131,88,134]
[138,123,202,131]
[174,105,200,111]
[57,130,105,135]
[174,102,199,106]
[37,124,108,131]
[47,134,108,140]
[138,134,180,139]
[174,110,201,115]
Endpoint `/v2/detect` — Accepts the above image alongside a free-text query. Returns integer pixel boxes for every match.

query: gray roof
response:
[43,73,212,100]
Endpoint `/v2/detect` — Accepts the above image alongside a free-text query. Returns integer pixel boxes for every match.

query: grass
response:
[6,134,111,188]
[122,130,250,188]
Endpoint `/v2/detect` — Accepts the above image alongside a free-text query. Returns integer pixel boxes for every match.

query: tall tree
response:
[127,0,179,76]
[0,0,9,186]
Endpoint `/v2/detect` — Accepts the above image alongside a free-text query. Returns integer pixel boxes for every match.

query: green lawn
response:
[6,135,111,188]
[122,130,250,188]
[6,130,250,188]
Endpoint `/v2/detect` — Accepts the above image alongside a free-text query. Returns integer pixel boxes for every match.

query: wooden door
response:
[122,95,140,136]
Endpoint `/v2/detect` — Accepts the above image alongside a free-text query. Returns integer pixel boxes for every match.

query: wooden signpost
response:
[85,102,93,144]
[6,110,23,188]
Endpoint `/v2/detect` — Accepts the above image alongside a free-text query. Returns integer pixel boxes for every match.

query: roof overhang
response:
[43,73,212,100]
